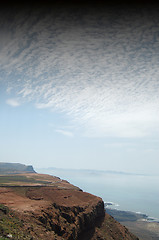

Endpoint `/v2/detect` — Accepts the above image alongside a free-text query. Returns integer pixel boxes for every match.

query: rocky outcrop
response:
[23,187,104,239]
[17,187,138,240]
[0,174,139,240]
[29,200,104,239]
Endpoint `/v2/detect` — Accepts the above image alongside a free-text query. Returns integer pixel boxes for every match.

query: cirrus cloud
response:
[1,6,159,138]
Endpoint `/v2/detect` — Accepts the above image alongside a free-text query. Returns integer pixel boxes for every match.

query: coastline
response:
[36,167,159,239]
[104,203,159,240]
[104,202,159,223]
[0,172,139,240]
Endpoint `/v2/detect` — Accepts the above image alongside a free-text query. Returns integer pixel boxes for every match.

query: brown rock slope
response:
[0,173,139,240]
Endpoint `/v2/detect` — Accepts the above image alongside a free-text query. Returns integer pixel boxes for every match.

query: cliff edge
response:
[0,162,36,174]
[0,173,139,240]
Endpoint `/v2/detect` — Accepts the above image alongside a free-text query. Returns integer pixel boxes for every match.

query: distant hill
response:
[0,162,36,174]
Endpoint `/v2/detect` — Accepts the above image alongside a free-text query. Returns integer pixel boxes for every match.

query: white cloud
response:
[55,129,74,138]
[1,7,159,138]
[6,98,21,107]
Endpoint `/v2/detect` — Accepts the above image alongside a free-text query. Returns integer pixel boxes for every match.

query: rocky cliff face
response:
[24,187,105,240]
[0,173,139,240]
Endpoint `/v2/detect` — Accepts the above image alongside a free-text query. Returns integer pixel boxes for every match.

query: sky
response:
[0,1,159,175]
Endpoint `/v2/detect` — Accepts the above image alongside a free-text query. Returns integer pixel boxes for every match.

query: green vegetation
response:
[0,175,48,186]
[0,204,32,240]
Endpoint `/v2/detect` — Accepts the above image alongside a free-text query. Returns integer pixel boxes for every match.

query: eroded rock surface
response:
[0,174,139,240]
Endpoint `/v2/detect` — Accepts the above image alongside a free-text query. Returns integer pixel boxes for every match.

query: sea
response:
[36,168,159,222]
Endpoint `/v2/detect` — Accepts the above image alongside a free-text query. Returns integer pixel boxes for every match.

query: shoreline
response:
[104,202,159,223]
[104,203,159,240]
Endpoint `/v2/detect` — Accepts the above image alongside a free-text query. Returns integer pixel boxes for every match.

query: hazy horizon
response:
[36,166,159,220]
[36,165,159,176]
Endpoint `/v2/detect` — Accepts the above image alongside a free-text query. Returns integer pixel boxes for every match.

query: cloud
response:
[6,98,21,107]
[55,129,74,138]
[104,139,159,151]
[1,6,159,138]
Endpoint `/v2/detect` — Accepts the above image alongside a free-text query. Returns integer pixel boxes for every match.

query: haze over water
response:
[37,168,159,221]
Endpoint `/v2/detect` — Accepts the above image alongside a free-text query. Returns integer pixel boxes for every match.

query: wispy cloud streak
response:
[55,129,74,138]
[6,98,21,107]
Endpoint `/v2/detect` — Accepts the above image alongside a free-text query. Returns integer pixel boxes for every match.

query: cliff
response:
[0,173,139,240]
[0,162,36,174]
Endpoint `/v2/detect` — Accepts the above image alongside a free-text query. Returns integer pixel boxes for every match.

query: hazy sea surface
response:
[37,168,159,221]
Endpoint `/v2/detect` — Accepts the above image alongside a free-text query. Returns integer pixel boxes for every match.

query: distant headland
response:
[0,162,36,174]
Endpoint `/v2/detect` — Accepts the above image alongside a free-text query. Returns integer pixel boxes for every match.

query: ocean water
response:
[37,168,159,221]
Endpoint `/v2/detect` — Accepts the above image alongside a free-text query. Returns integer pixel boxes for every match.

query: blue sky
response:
[0,3,159,174]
